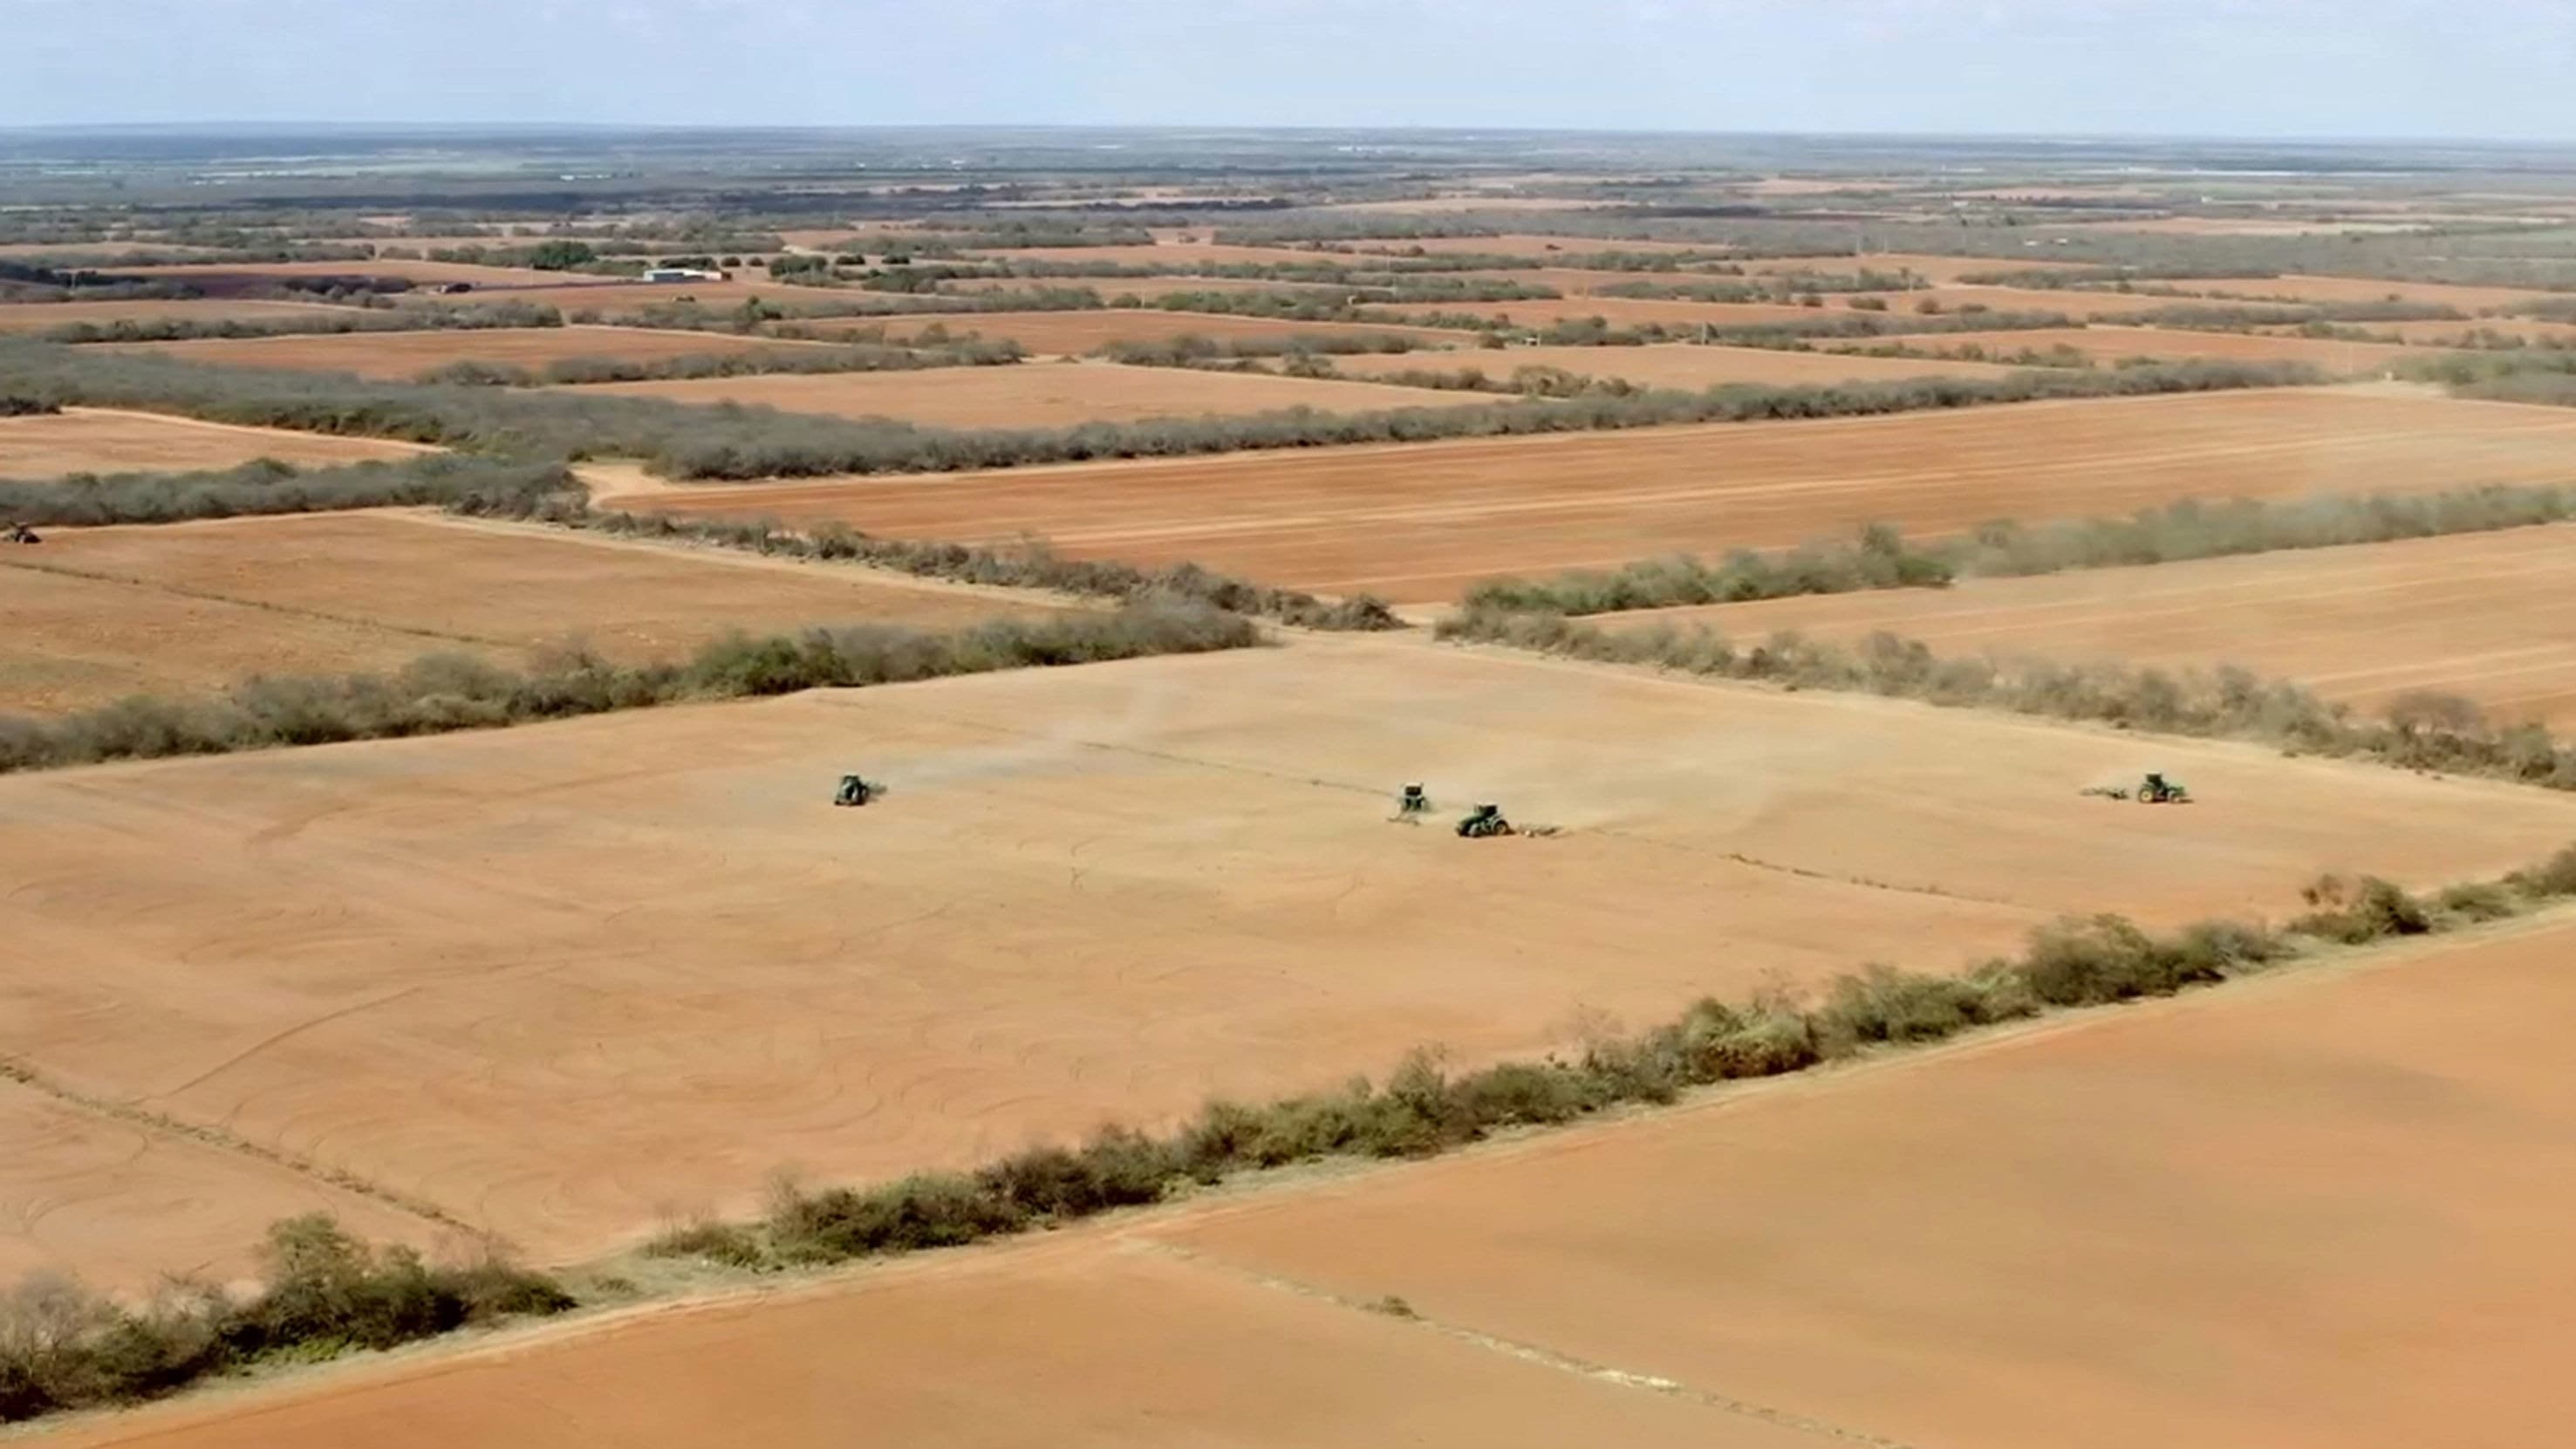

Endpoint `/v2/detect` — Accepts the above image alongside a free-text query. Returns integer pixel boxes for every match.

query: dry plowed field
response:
[413,277,863,313]
[0,407,426,479]
[0,298,355,335]
[0,511,1061,714]
[1154,917,2576,1449]
[827,310,1465,355]
[1339,234,1719,257]
[1815,325,2421,370]
[1617,526,2576,726]
[90,325,842,379]
[1330,341,2021,388]
[571,359,1495,427]
[1353,295,1828,329]
[2354,317,2576,347]
[938,274,1349,297]
[51,916,2576,1446]
[10,637,2567,1276]
[612,390,2576,602]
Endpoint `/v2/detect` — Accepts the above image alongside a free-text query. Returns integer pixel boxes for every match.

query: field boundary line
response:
[1131,1239,1928,1449]
[0,1052,479,1238]
[0,552,520,653]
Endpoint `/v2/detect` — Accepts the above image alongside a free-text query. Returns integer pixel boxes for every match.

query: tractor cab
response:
[1395,783,1431,818]
[1456,803,1514,838]
[833,774,878,807]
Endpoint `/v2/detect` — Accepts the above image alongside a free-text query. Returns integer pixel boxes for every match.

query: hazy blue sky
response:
[4,0,2571,138]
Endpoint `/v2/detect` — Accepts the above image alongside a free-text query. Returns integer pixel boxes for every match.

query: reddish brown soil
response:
[570,359,1496,427]
[1160,916,2576,1449]
[0,511,1061,713]
[0,298,355,335]
[1354,295,1829,329]
[10,634,2566,1278]
[1618,525,2576,726]
[798,310,1467,355]
[0,408,427,479]
[89,325,841,379]
[606,389,2576,603]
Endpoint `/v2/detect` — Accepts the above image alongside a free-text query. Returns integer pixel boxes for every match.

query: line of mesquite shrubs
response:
[0,455,577,527]
[650,839,2576,1273]
[0,338,2317,481]
[413,336,1023,387]
[563,508,1404,631]
[0,1215,573,1425]
[1435,608,2576,791]
[0,604,1261,775]
[1457,482,2576,615]
[39,300,566,343]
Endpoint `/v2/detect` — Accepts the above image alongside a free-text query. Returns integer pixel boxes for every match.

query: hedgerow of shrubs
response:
[648,837,2576,1275]
[1459,482,2576,616]
[0,455,577,528]
[414,337,1023,388]
[38,301,565,344]
[0,604,1261,775]
[1432,609,2576,792]
[0,1215,571,1425]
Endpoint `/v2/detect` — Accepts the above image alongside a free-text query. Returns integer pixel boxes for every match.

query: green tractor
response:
[2135,771,2190,804]
[1391,783,1433,822]
[1455,803,1516,838]
[832,774,881,807]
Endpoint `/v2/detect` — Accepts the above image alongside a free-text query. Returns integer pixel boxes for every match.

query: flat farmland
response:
[1815,324,2421,370]
[2158,273,2544,311]
[1746,251,2094,284]
[1617,526,2576,726]
[612,390,2576,602]
[10,636,2566,1275]
[829,309,1466,355]
[939,274,1349,297]
[0,511,1061,714]
[34,1241,1804,1449]
[91,325,844,379]
[2354,317,2576,347]
[1339,234,1719,258]
[1354,295,1830,329]
[1156,916,2576,1449]
[964,242,1345,268]
[0,297,352,334]
[113,257,570,290]
[413,277,863,313]
[1330,341,2022,388]
[0,1080,426,1293]
[571,359,1496,427]
[0,407,427,479]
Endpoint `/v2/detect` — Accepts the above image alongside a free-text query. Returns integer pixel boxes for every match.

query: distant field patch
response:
[1331,341,2022,388]
[0,407,427,480]
[92,324,846,380]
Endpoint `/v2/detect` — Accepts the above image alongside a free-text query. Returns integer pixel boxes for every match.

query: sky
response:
[3,0,2573,140]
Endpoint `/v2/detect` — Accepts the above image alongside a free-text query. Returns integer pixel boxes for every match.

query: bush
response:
[2290,875,2433,943]
[0,1217,570,1425]
[0,455,577,528]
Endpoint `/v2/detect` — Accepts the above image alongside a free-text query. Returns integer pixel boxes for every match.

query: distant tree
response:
[524,240,598,271]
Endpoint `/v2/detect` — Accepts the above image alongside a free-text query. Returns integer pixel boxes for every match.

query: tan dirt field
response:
[1329,342,2023,388]
[44,912,2576,1447]
[609,390,2576,602]
[0,1079,430,1293]
[2354,317,2576,347]
[33,1241,1824,1449]
[1159,915,2576,1449]
[2159,273,2545,312]
[1354,295,1832,330]
[0,408,427,480]
[820,309,1467,355]
[87,325,844,380]
[1614,526,2576,727]
[0,298,354,335]
[1814,325,2422,371]
[10,636,2569,1276]
[0,511,1063,714]
[570,359,1497,427]
[1337,234,1720,258]
[1834,284,2175,319]
[416,276,863,314]
[937,274,1349,297]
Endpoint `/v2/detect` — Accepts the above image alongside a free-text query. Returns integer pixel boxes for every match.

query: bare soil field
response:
[813,309,1466,355]
[1816,325,2421,371]
[91,325,842,379]
[2159,273,2545,312]
[937,274,1349,297]
[9,635,2565,1275]
[2354,317,2576,347]
[1617,526,2576,726]
[417,276,863,314]
[612,390,2576,602]
[1336,234,1719,258]
[571,359,1496,427]
[0,511,1060,714]
[0,407,427,480]
[1329,341,2022,388]
[0,297,353,335]
[1159,915,2576,1449]
[1353,295,1830,330]
[36,1241,1808,1449]
[0,1079,428,1294]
